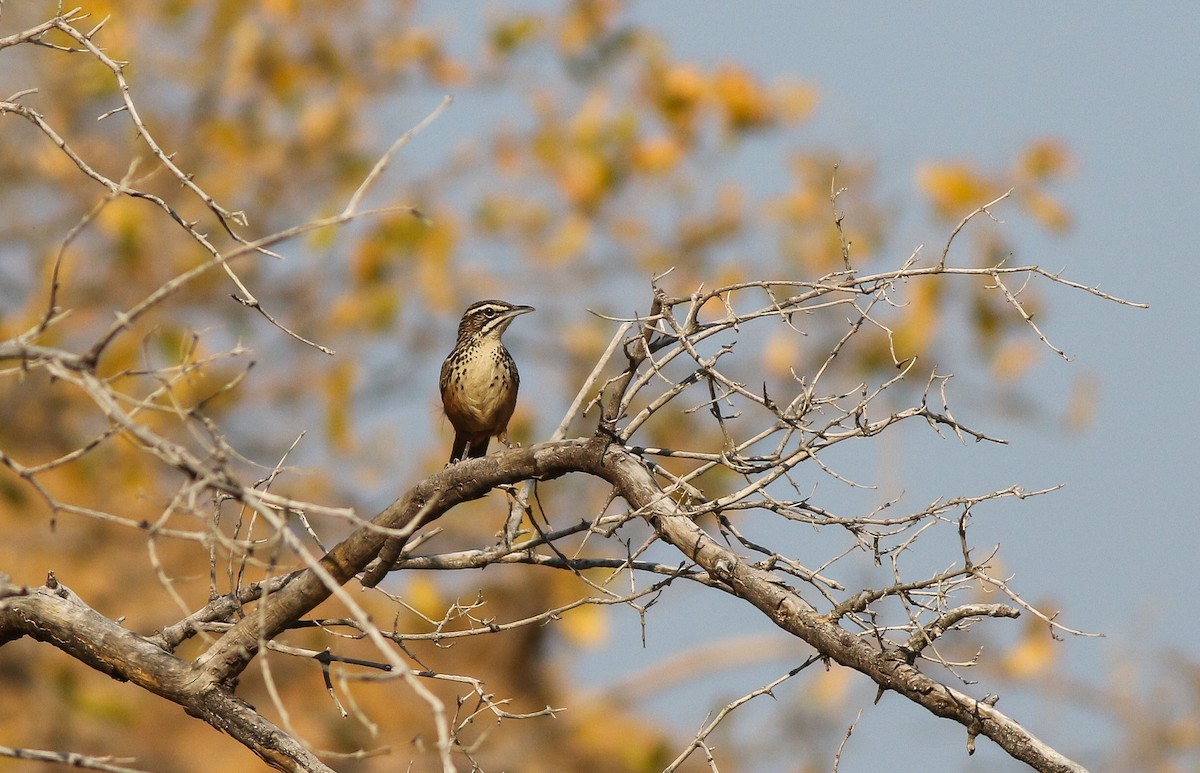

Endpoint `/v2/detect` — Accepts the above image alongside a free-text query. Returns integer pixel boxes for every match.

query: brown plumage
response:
[439,299,534,463]
[360,300,533,588]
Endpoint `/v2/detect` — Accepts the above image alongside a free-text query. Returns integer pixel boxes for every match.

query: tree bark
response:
[3,437,1087,772]
[0,576,334,773]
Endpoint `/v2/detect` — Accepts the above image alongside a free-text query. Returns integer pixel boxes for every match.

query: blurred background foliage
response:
[0,1,1081,771]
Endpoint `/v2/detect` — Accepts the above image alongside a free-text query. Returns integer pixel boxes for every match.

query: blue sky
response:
[3,4,1192,770]
[376,3,1197,770]
[556,4,1196,771]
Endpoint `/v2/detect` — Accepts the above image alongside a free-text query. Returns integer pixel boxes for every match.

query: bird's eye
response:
[483,308,497,317]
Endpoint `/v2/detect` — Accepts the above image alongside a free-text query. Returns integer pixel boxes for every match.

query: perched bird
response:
[360,299,533,589]
[439,299,534,463]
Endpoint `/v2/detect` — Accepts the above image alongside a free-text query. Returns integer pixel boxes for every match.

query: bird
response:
[439,299,534,463]
[360,299,533,589]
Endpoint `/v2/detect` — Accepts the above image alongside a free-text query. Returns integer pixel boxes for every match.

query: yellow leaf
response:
[561,604,608,647]
[492,130,524,175]
[94,197,148,265]
[323,361,356,452]
[417,215,459,313]
[573,702,674,771]
[403,575,445,621]
[1023,189,1073,233]
[1064,372,1098,432]
[489,13,544,58]
[892,278,941,359]
[762,330,800,378]
[918,162,996,219]
[262,0,300,20]
[351,231,391,287]
[773,77,819,124]
[557,150,613,210]
[34,135,84,181]
[297,98,343,147]
[610,214,650,245]
[539,212,592,261]
[429,56,469,87]
[991,339,1037,382]
[559,320,605,361]
[1003,621,1057,679]
[1018,138,1072,181]
[570,89,614,143]
[661,63,708,105]
[714,64,772,132]
[354,286,403,331]
[226,18,266,100]
[558,0,621,57]
[713,262,745,289]
[631,135,684,174]
[94,325,143,380]
[971,282,1006,349]
[813,664,852,707]
[774,185,822,222]
[646,62,708,136]
[396,28,440,66]
[328,293,360,332]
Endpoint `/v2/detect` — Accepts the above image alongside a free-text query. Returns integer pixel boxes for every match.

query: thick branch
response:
[195,437,1082,771]
[196,438,607,682]
[0,576,332,773]
[592,446,1086,773]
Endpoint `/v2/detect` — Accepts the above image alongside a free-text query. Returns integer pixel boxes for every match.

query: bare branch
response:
[938,189,1013,270]
[343,95,452,216]
[0,745,150,773]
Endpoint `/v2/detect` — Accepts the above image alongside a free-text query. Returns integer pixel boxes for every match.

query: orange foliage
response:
[0,1,1077,769]
[1002,615,1060,680]
[1019,137,1073,180]
[645,62,709,138]
[631,134,685,173]
[557,0,623,58]
[714,64,773,132]
[918,161,999,218]
[892,276,942,360]
[324,360,357,451]
[489,13,545,59]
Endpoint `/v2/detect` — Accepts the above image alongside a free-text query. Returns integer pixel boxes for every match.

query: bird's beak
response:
[506,305,535,319]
